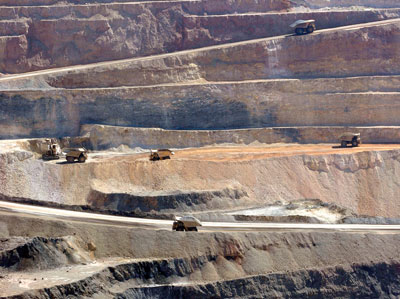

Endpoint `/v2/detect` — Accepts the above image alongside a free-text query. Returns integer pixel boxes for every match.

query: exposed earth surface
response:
[1,0,400,298]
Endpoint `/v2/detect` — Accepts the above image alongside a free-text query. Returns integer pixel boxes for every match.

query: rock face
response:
[2,74,400,138]
[0,236,91,271]
[0,0,399,74]
[0,0,291,74]
[296,0,400,9]
[81,125,400,149]
[87,187,249,213]
[10,262,400,298]
[1,8,400,140]
[182,9,400,49]
[2,213,400,299]
[118,263,400,298]
[6,19,397,89]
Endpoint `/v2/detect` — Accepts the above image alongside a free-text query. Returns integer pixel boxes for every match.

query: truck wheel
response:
[176,226,184,231]
[78,155,86,163]
[189,227,198,232]
[66,156,74,163]
[295,28,304,35]
[341,141,347,148]
[352,139,359,147]
[307,26,314,33]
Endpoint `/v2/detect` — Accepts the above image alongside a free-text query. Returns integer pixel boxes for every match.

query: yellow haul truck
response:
[150,149,174,161]
[172,216,202,232]
[290,19,316,35]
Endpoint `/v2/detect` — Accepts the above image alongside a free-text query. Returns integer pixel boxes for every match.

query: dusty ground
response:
[92,143,400,162]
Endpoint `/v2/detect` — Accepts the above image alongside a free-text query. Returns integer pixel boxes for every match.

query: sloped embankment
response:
[81,124,400,149]
[87,187,249,213]
[117,263,400,298]
[2,227,400,298]
[1,142,400,217]
[0,236,92,271]
[8,261,400,298]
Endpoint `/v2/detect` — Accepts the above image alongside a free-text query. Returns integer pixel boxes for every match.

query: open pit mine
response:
[2,0,400,298]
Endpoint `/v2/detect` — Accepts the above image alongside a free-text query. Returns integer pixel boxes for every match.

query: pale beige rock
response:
[1,141,400,217]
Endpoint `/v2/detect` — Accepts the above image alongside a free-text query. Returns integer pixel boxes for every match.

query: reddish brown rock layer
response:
[1,1,399,73]
[182,9,400,49]
[30,20,400,89]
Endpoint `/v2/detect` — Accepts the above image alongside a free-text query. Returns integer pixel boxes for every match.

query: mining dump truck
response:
[290,19,316,35]
[40,139,61,160]
[172,216,202,232]
[150,149,174,161]
[339,133,361,147]
[65,148,88,163]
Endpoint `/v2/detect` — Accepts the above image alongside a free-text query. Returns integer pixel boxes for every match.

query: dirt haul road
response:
[157,143,400,162]
[90,144,400,163]
[1,201,400,233]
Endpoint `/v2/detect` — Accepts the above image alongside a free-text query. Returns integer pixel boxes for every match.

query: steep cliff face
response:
[9,262,400,298]
[81,125,400,149]
[1,18,399,139]
[116,263,400,299]
[1,75,400,138]
[19,19,399,89]
[0,0,292,74]
[296,0,400,9]
[182,9,400,49]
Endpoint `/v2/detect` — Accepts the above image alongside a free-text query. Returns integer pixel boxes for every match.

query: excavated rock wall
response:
[0,0,290,74]
[19,20,400,89]
[0,0,289,10]
[0,1,398,74]
[8,262,400,298]
[86,187,249,213]
[0,1,190,74]
[1,75,400,138]
[117,263,400,299]
[2,213,400,298]
[297,0,400,9]
[81,125,400,149]
[182,9,400,49]
[0,236,91,271]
